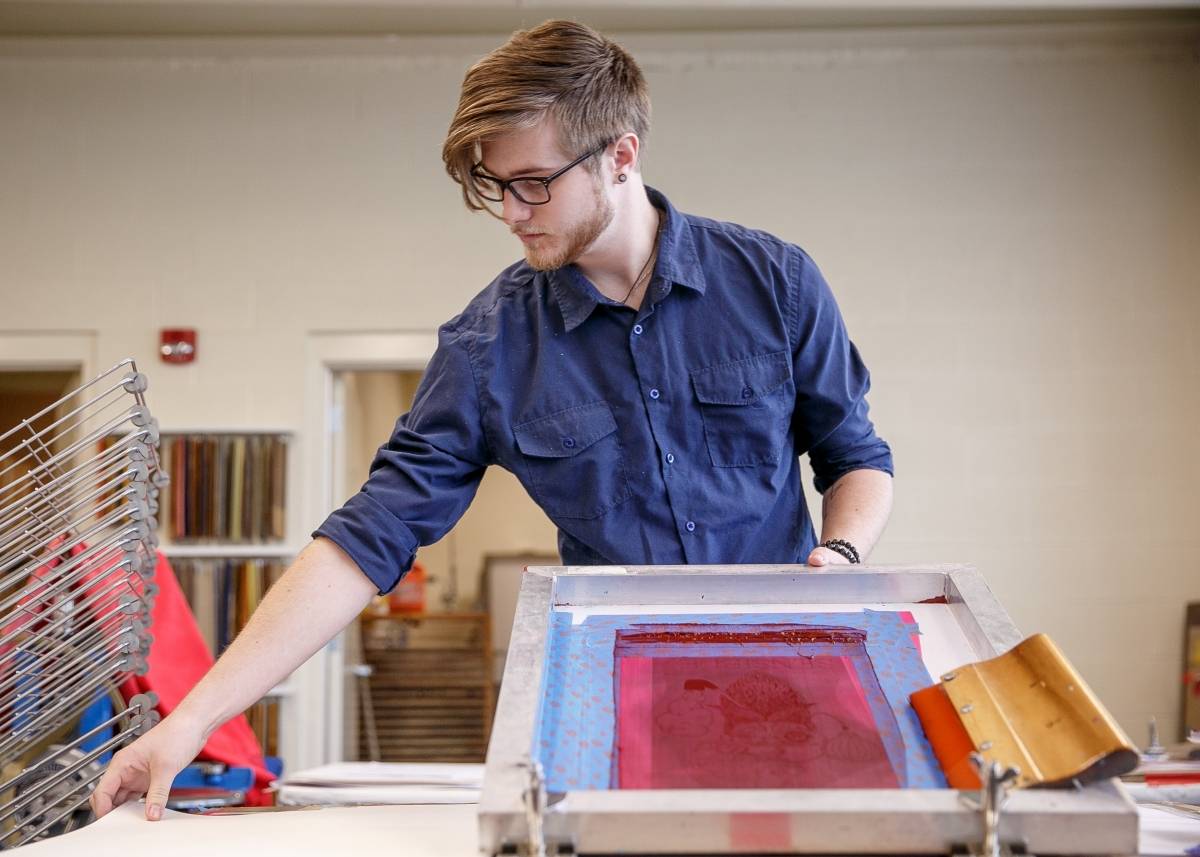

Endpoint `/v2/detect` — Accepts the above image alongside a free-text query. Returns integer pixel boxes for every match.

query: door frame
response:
[290,330,438,771]
[0,331,97,379]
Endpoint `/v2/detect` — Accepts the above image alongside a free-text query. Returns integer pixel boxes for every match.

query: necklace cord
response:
[621,213,662,306]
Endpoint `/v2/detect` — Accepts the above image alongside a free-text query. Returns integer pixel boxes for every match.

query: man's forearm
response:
[817,468,894,561]
[172,536,378,739]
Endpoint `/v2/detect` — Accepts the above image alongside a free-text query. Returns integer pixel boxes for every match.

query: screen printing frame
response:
[478,564,1137,855]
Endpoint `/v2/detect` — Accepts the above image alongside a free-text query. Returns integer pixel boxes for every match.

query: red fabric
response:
[616,652,898,789]
[0,537,128,694]
[3,540,272,803]
[118,552,274,805]
[2,539,103,647]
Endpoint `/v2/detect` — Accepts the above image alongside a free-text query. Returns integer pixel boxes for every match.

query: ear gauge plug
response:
[618,174,628,183]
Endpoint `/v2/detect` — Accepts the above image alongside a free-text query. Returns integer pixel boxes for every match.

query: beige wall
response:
[1,22,1197,740]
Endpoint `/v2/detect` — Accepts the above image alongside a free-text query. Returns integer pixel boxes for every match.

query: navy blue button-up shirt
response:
[316,188,893,593]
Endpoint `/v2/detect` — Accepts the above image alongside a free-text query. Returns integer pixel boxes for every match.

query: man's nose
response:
[502,191,533,226]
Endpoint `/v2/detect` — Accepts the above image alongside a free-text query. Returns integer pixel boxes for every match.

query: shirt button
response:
[633,324,644,335]
[649,388,660,400]
[562,436,576,449]
[741,386,754,399]
[666,453,675,464]
[685,520,696,532]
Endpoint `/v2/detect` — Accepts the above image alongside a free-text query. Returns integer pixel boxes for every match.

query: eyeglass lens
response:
[476,177,550,205]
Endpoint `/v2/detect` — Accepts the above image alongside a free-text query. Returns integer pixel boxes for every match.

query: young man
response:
[91,19,893,821]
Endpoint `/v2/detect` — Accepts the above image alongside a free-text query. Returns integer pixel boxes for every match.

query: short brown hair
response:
[443,20,651,212]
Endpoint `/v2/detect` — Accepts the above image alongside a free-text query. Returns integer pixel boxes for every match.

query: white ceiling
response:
[0,0,1197,37]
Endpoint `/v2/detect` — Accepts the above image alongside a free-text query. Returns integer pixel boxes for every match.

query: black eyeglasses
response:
[470,142,608,206]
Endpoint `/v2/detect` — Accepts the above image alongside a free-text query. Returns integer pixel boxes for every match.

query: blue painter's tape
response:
[535,610,945,791]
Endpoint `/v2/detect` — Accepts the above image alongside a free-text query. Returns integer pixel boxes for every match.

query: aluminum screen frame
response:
[478,564,1137,855]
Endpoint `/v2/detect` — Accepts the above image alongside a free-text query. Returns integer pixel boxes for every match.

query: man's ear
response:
[612,132,640,177]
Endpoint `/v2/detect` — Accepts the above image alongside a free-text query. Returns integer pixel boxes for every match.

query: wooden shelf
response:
[159,428,294,437]
[160,543,300,559]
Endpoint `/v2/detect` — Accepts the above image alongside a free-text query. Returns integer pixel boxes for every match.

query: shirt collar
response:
[647,186,708,298]
[550,186,709,333]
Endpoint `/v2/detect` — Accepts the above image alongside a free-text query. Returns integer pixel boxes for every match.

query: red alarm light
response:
[160,329,197,364]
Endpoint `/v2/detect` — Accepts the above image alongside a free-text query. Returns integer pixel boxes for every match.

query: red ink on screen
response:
[613,625,901,789]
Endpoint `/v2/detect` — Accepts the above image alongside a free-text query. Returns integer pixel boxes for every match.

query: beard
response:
[520,181,614,272]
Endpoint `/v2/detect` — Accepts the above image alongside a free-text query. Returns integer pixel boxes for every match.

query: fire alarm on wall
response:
[160,329,197,364]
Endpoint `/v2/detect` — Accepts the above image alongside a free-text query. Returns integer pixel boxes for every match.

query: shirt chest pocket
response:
[691,351,794,468]
[512,401,632,520]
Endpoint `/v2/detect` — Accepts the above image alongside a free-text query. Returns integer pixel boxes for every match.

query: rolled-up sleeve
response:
[314,325,490,593]
[789,249,894,495]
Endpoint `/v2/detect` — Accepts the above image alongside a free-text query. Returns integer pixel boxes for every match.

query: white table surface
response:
[21,801,480,856]
[25,800,1200,856]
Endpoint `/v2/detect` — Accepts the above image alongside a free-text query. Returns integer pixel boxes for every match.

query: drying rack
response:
[0,360,163,848]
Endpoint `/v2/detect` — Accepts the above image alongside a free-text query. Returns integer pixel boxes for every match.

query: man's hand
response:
[89,711,207,821]
[89,537,377,823]
[805,546,853,567]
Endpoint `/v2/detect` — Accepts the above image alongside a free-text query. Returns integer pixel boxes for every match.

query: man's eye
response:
[510,180,551,204]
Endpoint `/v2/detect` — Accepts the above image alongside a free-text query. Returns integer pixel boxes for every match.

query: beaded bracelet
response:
[820,538,860,564]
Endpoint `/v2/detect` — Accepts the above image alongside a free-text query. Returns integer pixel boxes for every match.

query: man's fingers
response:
[144,770,173,822]
[88,789,109,818]
[90,765,122,818]
[144,796,166,821]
